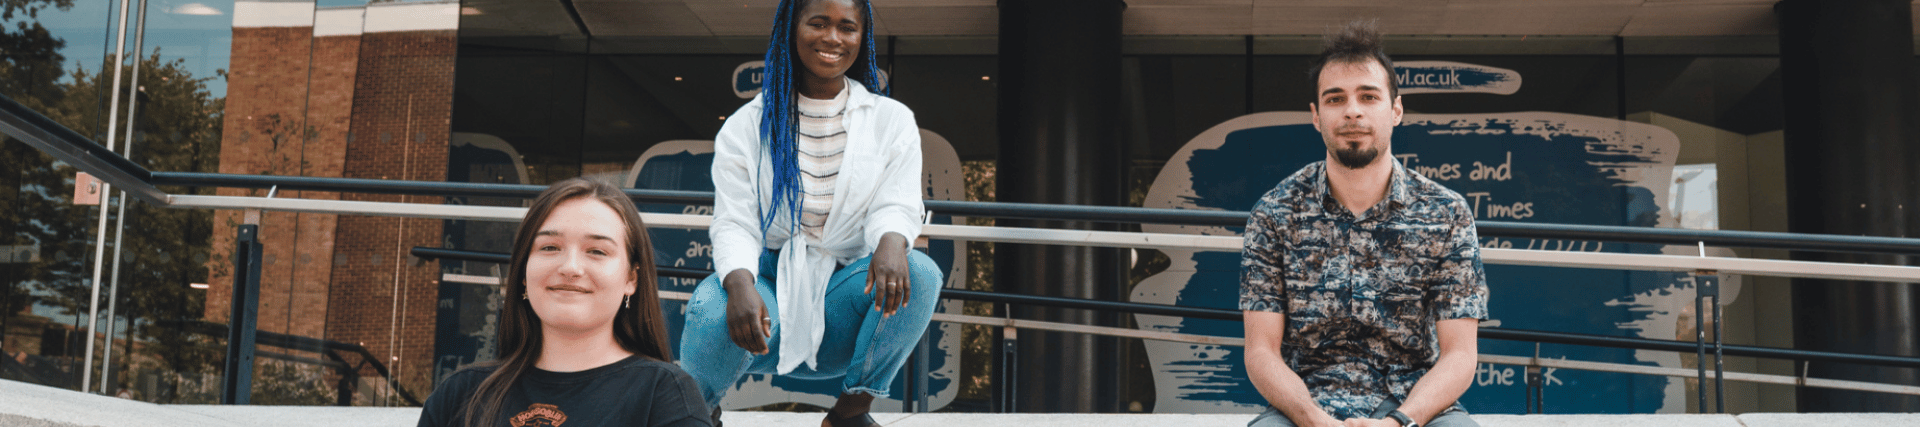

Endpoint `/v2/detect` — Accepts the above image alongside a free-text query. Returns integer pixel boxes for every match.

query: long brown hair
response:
[460,177,673,427]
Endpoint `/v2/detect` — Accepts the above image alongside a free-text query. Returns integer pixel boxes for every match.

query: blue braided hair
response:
[757,0,889,238]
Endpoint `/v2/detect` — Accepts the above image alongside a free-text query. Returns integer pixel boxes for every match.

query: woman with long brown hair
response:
[417,177,711,427]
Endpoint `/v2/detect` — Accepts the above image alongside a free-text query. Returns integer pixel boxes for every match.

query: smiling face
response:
[1310,59,1404,170]
[792,0,863,89]
[524,197,638,336]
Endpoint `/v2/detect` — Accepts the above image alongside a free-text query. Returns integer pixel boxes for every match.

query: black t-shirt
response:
[416,354,712,427]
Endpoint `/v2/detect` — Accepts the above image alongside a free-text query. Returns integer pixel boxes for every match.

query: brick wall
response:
[326,29,458,399]
[210,1,458,401]
[206,25,317,339]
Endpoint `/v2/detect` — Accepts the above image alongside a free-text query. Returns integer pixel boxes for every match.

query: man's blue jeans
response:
[679,250,943,407]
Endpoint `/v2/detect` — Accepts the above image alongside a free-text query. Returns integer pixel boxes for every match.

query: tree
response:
[2,0,225,400]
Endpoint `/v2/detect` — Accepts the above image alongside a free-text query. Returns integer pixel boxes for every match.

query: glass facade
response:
[0,0,1894,415]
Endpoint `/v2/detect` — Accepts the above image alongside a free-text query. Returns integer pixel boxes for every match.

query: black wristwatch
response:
[1386,410,1419,427]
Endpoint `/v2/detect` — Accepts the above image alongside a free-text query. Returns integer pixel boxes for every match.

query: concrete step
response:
[5,379,1916,427]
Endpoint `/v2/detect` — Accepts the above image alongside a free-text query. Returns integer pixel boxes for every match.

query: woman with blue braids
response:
[679,1,941,426]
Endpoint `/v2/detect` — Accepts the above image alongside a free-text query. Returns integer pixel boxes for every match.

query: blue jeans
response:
[679,249,943,407]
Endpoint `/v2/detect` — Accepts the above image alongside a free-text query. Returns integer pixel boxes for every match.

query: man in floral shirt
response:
[1241,21,1489,427]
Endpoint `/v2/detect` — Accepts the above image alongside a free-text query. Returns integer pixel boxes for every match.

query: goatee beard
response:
[1333,146,1379,169]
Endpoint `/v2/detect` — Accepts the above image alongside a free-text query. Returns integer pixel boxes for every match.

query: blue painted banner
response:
[1395,61,1523,95]
[733,61,766,99]
[1135,112,1735,414]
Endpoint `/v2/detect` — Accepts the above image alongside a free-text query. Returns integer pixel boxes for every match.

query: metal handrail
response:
[150,172,1920,256]
[411,246,1920,371]
[162,320,423,406]
[11,89,1920,410]
[0,93,164,204]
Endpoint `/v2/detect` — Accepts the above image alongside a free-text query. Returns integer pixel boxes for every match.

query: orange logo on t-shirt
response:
[510,403,568,427]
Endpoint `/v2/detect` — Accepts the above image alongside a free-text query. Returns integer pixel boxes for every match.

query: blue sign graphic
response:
[1136,112,1719,414]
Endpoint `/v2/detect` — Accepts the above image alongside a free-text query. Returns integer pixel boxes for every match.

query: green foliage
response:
[960,160,995,402]
[249,359,338,406]
[2,0,225,396]
[1,0,74,22]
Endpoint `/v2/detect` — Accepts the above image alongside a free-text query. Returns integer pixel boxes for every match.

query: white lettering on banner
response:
[1476,363,1518,386]
[1476,364,1563,387]
[1469,152,1513,181]
[1397,154,1462,181]
[1393,61,1524,95]
[1397,68,1461,87]
[1482,237,1515,249]
[733,61,767,99]
[1464,192,1535,220]
[1396,152,1511,183]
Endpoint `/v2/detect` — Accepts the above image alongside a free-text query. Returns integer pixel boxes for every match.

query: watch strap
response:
[1386,410,1419,427]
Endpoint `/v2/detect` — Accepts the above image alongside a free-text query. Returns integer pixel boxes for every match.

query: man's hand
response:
[1296,415,1343,427]
[1394,317,1479,424]
[1245,311,1345,427]
[1343,418,1399,427]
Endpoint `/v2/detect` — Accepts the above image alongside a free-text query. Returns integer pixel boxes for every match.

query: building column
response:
[995,0,1128,412]
[1776,0,1920,411]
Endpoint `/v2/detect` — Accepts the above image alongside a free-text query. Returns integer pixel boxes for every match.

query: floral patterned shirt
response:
[1240,160,1489,419]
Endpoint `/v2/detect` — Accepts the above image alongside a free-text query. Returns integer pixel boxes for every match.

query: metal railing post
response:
[1698,272,1725,413]
[999,324,1018,413]
[915,332,931,411]
[901,333,927,412]
[902,347,916,412]
[1525,365,1545,414]
[1693,273,1708,413]
[221,222,263,404]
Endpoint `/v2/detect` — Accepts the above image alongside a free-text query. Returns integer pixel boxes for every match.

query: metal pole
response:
[82,0,136,395]
[915,332,931,411]
[99,196,127,394]
[1695,275,1708,413]
[222,222,263,404]
[1001,326,1017,413]
[98,0,150,395]
[1525,365,1544,414]
[1703,274,1725,413]
[902,343,916,413]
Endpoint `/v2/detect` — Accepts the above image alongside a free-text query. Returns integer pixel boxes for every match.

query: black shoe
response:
[710,406,723,427]
[825,410,879,427]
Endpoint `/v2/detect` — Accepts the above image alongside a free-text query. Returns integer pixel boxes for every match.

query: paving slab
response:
[172,404,421,427]
[1474,414,1742,427]
[1737,413,1920,427]
[0,379,241,427]
[882,413,1256,427]
[720,411,914,425]
[6,380,1918,427]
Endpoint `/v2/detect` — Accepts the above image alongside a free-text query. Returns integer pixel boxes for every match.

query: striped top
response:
[793,81,850,244]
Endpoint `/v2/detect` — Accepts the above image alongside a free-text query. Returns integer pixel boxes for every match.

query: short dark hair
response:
[1307,19,1396,102]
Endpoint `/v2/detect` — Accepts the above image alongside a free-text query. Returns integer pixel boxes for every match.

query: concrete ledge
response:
[0,380,243,427]
[7,379,1918,427]
[171,405,420,427]
[1735,413,1920,427]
